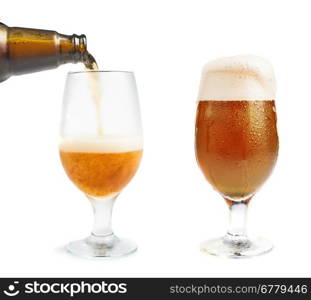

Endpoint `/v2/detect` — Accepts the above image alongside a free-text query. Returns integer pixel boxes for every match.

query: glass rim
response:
[68,70,134,75]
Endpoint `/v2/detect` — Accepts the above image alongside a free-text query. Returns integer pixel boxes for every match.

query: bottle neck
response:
[2,25,89,78]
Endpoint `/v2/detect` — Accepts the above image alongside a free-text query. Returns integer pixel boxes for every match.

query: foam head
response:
[59,136,143,153]
[198,55,276,100]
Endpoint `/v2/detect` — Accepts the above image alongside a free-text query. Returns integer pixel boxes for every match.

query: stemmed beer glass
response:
[195,55,279,258]
[59,71,143,258]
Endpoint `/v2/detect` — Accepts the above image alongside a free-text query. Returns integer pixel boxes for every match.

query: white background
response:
[0,0,309,277]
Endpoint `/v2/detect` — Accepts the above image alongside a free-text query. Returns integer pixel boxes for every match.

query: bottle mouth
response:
[71,34,87,63]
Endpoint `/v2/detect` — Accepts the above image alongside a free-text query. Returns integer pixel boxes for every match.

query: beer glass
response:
[195,56,279,258]
[60,71,143,258]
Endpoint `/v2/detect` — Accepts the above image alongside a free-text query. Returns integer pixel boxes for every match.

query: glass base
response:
[200,235,273,258]
[67,234,137,259]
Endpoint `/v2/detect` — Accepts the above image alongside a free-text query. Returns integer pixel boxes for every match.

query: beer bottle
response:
[0,22,91,82]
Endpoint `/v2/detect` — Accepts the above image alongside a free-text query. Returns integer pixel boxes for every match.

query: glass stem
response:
[225,201,248,244]
[87,194,117,239]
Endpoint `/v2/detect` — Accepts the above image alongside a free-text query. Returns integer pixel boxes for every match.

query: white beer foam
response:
[59,136,143,153]
[198,55,276,100]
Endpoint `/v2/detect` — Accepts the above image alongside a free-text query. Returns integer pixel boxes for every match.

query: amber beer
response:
[60,139,142,197]
[195,100,278,202]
